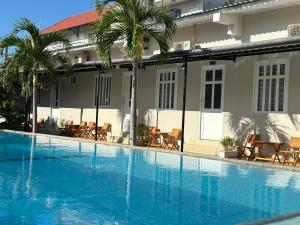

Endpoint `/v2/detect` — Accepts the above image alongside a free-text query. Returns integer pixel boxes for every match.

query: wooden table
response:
[149,131,168,148]
[60,124,79,136]
[254,141,284,164]
[86,126,104,139]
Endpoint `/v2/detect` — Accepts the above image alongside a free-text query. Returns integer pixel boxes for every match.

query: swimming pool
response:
[0,132,300,225]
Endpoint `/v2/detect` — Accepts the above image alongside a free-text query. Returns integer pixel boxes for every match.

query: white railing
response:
[47,37,125,51]
[47,38,91,51]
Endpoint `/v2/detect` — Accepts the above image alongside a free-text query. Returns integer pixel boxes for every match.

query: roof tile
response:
[41,10,98,34]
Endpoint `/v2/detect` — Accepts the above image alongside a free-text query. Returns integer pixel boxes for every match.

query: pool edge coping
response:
[1,129,300,173]
[238,210,300,225]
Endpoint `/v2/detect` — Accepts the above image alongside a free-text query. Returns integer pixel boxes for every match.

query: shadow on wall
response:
[143,109,157,128]
[226,112,300,143]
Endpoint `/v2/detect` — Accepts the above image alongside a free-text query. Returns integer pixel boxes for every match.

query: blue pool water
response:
[0,133,300,225]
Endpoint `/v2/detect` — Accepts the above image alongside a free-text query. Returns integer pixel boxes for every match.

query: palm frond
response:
[92,0,176,65]
[0,18,72,97]
[13,18,40,38]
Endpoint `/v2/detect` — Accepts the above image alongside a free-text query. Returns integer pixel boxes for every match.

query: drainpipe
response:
[180,59,188,153]
[95,68,102,141]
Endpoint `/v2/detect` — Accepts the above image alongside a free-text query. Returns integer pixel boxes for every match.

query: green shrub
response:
[220,136,236,151]
[0,102,25,130]
[136,123,149,138]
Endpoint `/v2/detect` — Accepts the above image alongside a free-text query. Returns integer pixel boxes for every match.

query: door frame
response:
[199,64,225,140]
[49,79,61,125]
[121,72,133,131]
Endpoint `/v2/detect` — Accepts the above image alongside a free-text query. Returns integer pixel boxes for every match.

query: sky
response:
[0,0,95,36]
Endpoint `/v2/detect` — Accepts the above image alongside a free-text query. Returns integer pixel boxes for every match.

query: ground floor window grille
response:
[255,60,289,113]
[94,74,112,108]
[157,69,177,110]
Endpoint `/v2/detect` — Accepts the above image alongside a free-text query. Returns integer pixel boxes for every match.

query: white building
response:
[38,0,300,155]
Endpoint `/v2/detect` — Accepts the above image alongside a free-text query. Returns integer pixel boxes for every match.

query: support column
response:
[180,59,188,153]
[95,68,101,141]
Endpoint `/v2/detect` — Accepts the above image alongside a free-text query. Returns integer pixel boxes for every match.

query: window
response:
[157,69,177,110]
[69,75,77,85]
[203,68,224,110]
[94,74,112,108]
[255,60,289,113]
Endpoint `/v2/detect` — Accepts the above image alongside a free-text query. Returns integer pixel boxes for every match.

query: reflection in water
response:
[25,137,35,196]
[0,133,300,225]
[144,151,229,176]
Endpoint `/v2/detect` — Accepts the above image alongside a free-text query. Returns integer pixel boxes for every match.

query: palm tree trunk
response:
[23,96,30,132]
[32,74,37,133]
[129,58,138,146]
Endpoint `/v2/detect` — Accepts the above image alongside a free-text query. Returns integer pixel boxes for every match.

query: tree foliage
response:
[0,18,72,132]
[0,18,72,96]
[92,0,176,65]
[0,87,25,130]
[92,0,176,145]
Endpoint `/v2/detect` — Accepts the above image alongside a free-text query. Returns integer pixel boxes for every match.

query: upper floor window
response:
[94,74,112,108]
[156,69,177,110]
[254,60,289,113]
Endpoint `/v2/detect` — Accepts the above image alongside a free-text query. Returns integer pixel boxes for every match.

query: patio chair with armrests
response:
[37,118,45,127]
[162,128,182,150]
[82,122,96,139]
[97,123,112,141]
[60,120,74,136]
[237,133,260,160]
[74,121,87,138]
[148,128,165,148]
[143,127,159,147]
[281,137,300,167]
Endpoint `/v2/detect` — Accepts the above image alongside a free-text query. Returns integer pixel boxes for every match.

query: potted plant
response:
[219,136,239,158]
[136,123,149,146]
[57,119,67,129]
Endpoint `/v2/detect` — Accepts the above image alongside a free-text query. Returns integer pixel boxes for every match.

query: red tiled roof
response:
[41,10,98,34]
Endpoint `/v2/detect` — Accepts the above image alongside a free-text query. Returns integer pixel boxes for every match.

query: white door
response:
[122,72,133,132]
[50,80,61,125]
[200,66,225,140]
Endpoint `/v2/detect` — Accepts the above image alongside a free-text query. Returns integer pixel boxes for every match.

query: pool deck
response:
[239,211,300,225]
[2,129,300,173]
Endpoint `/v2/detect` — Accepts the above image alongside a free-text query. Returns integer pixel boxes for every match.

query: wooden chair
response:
[162,128,182,150]
[61,120,74,136]
[36,118,45,132]
[281,137,300,167]
[147,127,164,148]
[74,121,87,138]
[37,118,45,127]
[237,133,260,160]
[97,123,112,141]
[141,127,160,147]
[82,122,96,139]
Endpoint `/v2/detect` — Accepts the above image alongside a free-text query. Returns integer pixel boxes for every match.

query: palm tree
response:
[0,18,72,133]
[93,0,176,145]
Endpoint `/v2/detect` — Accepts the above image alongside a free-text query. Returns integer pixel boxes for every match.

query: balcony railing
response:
[47,38,91,51]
